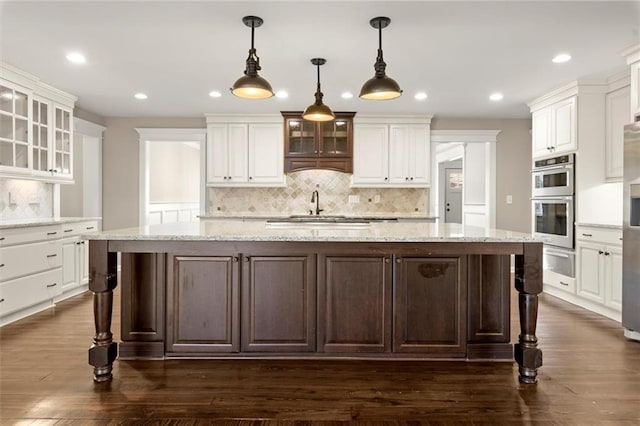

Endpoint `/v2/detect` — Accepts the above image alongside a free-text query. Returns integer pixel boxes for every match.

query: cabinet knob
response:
[249,176,253,180]
[232,256,239,263]
[0,263,5,268]
[598,250,604,255]
[0,298,4,303]
[384,257,390,263]
[244,256,250,262]
[405,177,409,181]
[410,177,414,181]
[604,252,610,256]
[228,176,231,180]
[384,177,388,181]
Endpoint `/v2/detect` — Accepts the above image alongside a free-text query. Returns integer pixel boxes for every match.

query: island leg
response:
[87,240,118,383]
[514,242,543,384]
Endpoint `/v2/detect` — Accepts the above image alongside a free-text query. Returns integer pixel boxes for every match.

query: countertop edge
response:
[0,217,102,230]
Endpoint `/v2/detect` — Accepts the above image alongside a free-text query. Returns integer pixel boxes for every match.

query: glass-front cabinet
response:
[53,105,72,178]
[282,111,355,173]
[0,82,30,174]
[32,98,49,174]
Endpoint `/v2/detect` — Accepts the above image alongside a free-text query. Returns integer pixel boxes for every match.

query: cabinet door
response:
[79,240,89,285]
[285,117,316,156]
[605,87,630,180]
[226,124,248,183]
[206,124,228,184]
[319,117,351,157]
[0,81,31,175]
[605,246,623,311]
[352,124,388,185]
[248,124,284,184]
[61,238,79,293]
[318,255,392,353]
[407,125,430,185]
[532,107,552,158]
[577,242,605,304]
[388,125,409,184]
[31,98,51,177]
[241,255,316,352]
[166,256,240,353]
[552,96,577,154]
[394,257,466,355]
[52,105,73,180]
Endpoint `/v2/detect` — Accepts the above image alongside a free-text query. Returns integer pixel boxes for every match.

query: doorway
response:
[137,128,206,227]
[444,164,463,223]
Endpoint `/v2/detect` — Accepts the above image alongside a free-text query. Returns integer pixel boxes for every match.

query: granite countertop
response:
[86,220,538,243]
[575,222,623,230]
[198,213,439,220]
[0,217,102,230]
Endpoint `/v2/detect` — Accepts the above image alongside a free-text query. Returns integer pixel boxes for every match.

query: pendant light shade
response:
[302,58,335,122]
[230,16,274,99]
[359,17,402,100]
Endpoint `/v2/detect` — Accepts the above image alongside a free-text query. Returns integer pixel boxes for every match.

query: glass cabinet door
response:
[286,118,316,155]
[0,84,30,170]
[32,99,50,173]
[54,106,72,175]
[320,118,349,155]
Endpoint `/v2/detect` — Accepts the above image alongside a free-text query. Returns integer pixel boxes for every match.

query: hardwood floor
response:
[1,286,639,424]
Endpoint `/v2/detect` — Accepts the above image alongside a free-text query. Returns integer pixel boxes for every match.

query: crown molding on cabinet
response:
[527,79,609,112]
[204,114,282,124]
[0,61,77,105]
[431,129,501,144]
[354,115,433,125]
[621,43,640,64]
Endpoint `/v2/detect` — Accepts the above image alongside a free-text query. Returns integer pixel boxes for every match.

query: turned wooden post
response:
[514,242,543,384]
[88,240,118,383]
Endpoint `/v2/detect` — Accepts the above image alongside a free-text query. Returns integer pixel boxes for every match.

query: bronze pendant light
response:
[302,58,335,122]
[359,16,403,100]
[230,16,274,99]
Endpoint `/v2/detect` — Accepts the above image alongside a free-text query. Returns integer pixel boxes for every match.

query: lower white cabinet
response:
[59,220,99,298]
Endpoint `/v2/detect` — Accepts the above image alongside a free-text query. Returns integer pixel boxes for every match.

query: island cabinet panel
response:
[120,254,165,358]
[166,255,240,354]
[467,255,511,344]
[318,255,392,353]
[393,257,467,355]
[241,255,316,352]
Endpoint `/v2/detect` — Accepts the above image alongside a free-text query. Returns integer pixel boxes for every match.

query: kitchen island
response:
[86,220,543,384]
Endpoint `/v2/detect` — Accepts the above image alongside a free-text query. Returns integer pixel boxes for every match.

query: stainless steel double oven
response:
[531,154,576,278]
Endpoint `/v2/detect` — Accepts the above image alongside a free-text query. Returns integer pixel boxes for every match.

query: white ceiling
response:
[1,1,638,119]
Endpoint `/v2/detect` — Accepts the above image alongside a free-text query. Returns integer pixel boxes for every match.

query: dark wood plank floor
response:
[1,285,639,424]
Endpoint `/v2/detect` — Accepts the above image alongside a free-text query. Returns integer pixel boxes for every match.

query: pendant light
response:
[359,16,403,100]
[302,58,335,122]
[230,16,274,99]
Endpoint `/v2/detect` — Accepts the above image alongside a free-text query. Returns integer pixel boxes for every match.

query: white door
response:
[444,168,463,223]
[532,108,551,158]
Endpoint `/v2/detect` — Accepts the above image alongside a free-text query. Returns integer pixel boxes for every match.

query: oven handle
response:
[531,196,573,201]
[544,249,571,259]
[531,164,574,173]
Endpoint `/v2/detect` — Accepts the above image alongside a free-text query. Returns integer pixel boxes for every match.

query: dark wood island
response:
[87,220,543,384]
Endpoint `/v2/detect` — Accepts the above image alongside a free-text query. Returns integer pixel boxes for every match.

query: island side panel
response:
[514,242,543,384]
[87,239,118,383]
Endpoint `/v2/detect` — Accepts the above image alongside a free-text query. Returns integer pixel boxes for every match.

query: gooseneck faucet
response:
[311,190,324,215]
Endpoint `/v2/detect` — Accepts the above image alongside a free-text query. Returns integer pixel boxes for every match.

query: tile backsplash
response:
[208,170,428,216]
[0,179,53,220]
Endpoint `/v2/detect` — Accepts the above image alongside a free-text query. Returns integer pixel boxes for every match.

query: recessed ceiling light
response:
[209,91,222,98]
[341,92,354,99]
[134,93,148,100]
[66,52,86,64]
[414,92,428,101]
[552,53,572,63]
[489,93,503,101]
[275,90,288,99]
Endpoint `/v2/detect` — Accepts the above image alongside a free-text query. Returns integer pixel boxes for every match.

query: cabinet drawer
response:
[60,220,100,238]
[543,269,576,294]
[0,224,62,247]
[575,226,622,246]
[0,240,62,281]
[0,268,62,316]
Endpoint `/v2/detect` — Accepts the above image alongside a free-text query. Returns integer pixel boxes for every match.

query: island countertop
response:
[86,220,537,243]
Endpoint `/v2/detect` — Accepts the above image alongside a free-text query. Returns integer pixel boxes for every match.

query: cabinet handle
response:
[0,263,5,268]
[0,298,4,303]
[47,254,58,258]
[598,250,604,255]
[47,232,58,236]
[86,226,95,230]
[582,233,593,237]
[559,281,569,286]
[0,237,5,241]
[46,283,57,288]
[64,229,73,233]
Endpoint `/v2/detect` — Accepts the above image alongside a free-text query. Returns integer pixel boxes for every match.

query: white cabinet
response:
[0,62,76,182]
[623,44,640,120]
[205,118,285,187]
[352,120,431,187]
[605,85,631,180]
[530,96,577,159]
[59,220,99,298]
[0,224,63,325]
[575,226,623,316]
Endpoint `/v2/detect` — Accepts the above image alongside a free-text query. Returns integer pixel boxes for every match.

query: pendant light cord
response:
[374,22,387,78]
[314,62,324,105]
[245,20,261,76]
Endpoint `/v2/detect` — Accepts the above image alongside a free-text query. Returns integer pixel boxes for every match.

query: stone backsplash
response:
[207,170,428,216]
[0,179,53,220]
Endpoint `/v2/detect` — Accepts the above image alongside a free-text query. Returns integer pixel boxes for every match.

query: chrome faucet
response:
[311,190,324,215]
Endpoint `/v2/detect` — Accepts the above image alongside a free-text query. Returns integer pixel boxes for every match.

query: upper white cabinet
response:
[622,44,640,120]
[0,62,76,182]
[352,116,432,188]
[205,115,285,187]
[605,84,631,180]
[531,96,576,159]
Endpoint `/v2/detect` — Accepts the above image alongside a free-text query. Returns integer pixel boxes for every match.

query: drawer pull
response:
[64,229,73,233]
[46,283,57,288]
[0,264,4,268]
[0,298,4,303]
[76,241,86,245]
[86,226,95,230]
[559,281,569,286]
[47,232,58,236]
[47,254,58,258]
[582,233,593,237]
[0,237,5,241]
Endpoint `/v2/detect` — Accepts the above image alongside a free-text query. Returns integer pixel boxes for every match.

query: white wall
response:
[148,141,200,203]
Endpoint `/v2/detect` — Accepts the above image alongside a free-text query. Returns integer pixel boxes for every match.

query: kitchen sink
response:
[269,215,399,223]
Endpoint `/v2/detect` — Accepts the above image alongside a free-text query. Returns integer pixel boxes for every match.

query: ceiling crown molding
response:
[431,130,501,143]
